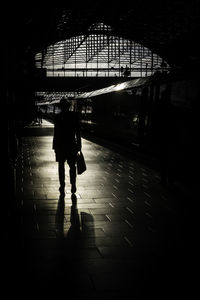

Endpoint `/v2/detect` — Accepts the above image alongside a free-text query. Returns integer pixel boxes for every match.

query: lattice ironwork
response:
[35,23,170,77]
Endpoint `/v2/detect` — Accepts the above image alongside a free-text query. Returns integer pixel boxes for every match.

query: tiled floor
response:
[7,120,193,299]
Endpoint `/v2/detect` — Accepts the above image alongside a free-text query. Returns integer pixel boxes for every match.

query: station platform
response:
[6,120,195,299]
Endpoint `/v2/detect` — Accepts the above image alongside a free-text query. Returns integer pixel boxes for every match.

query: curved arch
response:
[35,23,170,78]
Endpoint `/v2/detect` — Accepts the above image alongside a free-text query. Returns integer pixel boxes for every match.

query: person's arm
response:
[75,114,82,151]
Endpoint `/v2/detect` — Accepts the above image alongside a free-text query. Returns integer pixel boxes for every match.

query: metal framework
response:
[35,91,79,105]
[35,23,170,78]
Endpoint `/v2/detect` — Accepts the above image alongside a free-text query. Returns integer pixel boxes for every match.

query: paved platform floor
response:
[6,120,195,299]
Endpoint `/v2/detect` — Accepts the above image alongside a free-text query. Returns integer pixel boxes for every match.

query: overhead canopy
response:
[35,77,153,105]
[6,1,200,75]
[35,22,170,78]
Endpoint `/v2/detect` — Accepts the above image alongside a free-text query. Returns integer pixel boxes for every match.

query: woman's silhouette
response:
[53,98,81,195]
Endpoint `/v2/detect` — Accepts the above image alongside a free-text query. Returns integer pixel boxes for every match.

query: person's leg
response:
[69,164,76,193]
[58,161,65,193]
[67,155,77,193]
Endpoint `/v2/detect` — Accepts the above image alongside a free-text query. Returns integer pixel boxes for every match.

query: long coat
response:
[53,111,81,161]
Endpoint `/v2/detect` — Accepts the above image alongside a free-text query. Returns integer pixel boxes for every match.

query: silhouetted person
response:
[37,109,42,124]
[53,98,81,195]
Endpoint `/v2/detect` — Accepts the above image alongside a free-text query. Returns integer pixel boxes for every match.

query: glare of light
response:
[114,83,126,91]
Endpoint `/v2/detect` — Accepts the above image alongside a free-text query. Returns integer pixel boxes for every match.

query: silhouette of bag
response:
[77,151,86,174]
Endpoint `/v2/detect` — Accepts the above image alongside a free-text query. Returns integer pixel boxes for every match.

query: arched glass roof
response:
[35,23,170,78]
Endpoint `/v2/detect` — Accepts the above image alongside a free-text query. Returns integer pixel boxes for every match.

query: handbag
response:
[76,151,87,174]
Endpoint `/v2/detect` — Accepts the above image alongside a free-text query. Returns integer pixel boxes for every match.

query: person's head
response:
[59,98,71,111]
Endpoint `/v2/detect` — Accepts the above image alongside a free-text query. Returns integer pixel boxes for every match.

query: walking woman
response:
[53,98,81,195]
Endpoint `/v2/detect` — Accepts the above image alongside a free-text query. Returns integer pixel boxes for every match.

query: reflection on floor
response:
[6,121,193,299]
